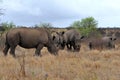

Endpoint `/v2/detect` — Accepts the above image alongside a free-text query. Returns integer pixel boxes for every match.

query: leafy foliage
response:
[71,17,99,37]
[1,22,16,31]
[71,21,81,28]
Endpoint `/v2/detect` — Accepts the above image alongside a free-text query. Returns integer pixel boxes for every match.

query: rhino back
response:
[7,28,49,48]
[89,37,114,50]
[64,29,81,42]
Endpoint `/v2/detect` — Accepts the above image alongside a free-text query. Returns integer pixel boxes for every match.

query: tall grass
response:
[0,45,119,80]
[0,29,119,80]
[0,32,6,50]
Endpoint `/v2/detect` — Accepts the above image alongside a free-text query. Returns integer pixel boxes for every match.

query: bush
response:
[1,22,16,31]
[71,17,100,37]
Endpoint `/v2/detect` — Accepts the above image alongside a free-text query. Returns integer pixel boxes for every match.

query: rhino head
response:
[102,33,117,49]
[53,31,65,50]
[73,36,84,51]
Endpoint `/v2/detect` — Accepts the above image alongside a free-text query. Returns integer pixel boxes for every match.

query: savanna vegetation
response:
[0,16,120,80]
[70,17,99,37]
[0,41,120,80]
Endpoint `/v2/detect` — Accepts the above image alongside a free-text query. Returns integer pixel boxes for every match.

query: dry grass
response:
[0,44,120,80]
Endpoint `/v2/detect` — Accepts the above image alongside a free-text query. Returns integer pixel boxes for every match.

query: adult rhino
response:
[53,29,84,52]
[3,27,58,57]
[53,31,65,49]
[89,34,116,50]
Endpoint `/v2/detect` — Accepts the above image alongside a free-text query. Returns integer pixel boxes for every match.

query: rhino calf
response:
[3,27,58,57]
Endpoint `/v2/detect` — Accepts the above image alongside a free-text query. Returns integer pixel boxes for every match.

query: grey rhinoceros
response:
[53,29,84,52]
[88,34,116,50]
[3,27,58,57]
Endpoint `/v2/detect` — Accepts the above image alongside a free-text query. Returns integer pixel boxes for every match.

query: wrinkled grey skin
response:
[89,35,116,50]
[53,31,65,49]
[3,27,58,57]
[53,29,84,52]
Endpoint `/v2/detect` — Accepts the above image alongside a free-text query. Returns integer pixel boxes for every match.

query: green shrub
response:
[1,22,16,31]
[71,17,100,37]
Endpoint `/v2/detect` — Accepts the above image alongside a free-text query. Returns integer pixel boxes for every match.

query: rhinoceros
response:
[3,27,58,57]
[53,29,84,52]
[89,34,116,50]
[53,31,65,49]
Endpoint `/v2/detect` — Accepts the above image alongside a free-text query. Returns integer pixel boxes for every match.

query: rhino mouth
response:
[74,48,80,52]
[51,52,58,56]
[59,46,64,50]
[49,48,59,56]
[74,45,80,52]
[55,43,65,50]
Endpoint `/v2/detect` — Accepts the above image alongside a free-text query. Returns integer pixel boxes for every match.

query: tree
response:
[70,21,81,28]
[80,17,97,28]
[1,22,16,31]
[71,17,98,37]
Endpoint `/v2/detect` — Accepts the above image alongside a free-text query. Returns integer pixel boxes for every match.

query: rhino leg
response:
[69,41,75,50]
[73,44,76,51]
[3,43,10,56]
[69,43,73,50]
[89,42,92,50]
[34,44,44,56]
[67,42,72,50]
[72,42,80,52]
[10,46,16,57]
[66,44,70,49]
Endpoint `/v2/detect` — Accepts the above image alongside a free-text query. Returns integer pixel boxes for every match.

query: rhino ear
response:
[53,35,56,40]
